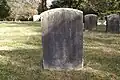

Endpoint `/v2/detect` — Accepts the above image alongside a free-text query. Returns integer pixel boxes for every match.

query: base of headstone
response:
[43,59,84,71]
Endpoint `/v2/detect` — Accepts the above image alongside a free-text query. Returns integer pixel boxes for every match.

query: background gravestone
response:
[33,15,41,21]
[106,14,120,33]
[84,14,97,30]
[40,8,83,70]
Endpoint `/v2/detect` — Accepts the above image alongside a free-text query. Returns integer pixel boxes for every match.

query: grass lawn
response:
[0,21,120,80]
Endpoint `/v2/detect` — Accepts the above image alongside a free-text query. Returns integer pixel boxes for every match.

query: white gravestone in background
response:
[33,15,41,21]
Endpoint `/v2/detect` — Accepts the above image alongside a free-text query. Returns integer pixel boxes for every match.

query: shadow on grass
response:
[84,25,107,33]
[0,21,119,80]
[84,48,120,77]
[0,48,43,80]
[0,48,119,80]
[24,35,42,46]
[83,31,120,79]
[96,25,106,32]
[85,36,120,49]
[85,37,114,45]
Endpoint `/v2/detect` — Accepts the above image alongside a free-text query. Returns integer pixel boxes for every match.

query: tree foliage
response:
[50,0,120,17]
[38,0,47,14]
[0,0,120,20]
[5,0,39,21]
[50,0,84,9]
[0,0,10,20]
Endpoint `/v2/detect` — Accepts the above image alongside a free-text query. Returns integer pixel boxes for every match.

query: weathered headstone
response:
[84,14,97,30]
[33,15,41,21]
[106,14,120,33]
[40,8,83,70]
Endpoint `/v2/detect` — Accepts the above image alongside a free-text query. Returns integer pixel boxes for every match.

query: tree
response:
[50,0,97,15]
[37,0,47,14]
[41,0,47,11]
[50,0,84,9]
[50,0,120,17]
[0,0,10,20]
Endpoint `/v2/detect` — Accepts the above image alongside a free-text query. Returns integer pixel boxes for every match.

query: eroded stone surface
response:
[40,8,83,70]
[106,14,120,33]
[84,14,97,30]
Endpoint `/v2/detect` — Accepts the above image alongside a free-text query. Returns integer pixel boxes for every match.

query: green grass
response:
[0,22,120,80]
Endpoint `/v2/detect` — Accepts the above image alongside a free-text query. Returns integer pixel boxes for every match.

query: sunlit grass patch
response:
[0,22,120,80]
[84,30,120,79]
[0,22,42,80]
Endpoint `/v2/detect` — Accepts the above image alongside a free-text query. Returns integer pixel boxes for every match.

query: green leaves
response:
[0,0,10,19]
[50,0,120,17]
[50,0,84,9]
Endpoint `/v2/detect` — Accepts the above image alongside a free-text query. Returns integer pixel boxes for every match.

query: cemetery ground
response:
[0,22,120,80]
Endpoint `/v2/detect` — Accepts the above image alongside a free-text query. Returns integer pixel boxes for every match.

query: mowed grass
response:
[0,22,120,80]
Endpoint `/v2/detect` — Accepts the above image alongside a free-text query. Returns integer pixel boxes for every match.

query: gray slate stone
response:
[106,14,120,33]
[84,14,97,30]
[40,8,83,70]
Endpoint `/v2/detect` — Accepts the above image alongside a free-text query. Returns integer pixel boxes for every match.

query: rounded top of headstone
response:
[85,14,97,17]
[107,14,120,21]
[107,14,119,18]
[40,8,83,17]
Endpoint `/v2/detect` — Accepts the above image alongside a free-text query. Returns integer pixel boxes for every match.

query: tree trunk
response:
[68,0,72,8]
[41,0,47,12]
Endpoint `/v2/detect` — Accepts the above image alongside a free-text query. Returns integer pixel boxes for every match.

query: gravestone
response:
[40,8,83,70]
[106,14,120,33]
[33,15,41,21]
[84,14,97,30]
